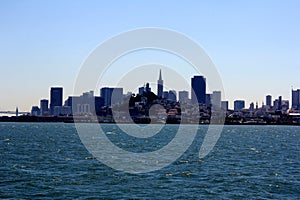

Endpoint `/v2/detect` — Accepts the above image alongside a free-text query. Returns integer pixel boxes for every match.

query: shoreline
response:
[0,115,299,126]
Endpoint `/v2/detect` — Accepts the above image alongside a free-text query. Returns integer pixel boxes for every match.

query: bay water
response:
[0,123,299,199]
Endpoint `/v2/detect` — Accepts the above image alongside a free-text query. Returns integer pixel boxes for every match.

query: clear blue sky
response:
[0,0,299,111]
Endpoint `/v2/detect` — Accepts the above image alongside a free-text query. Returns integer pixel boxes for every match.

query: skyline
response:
[1,68,299,125]
[3,70,299,113]
[1,1,300,111]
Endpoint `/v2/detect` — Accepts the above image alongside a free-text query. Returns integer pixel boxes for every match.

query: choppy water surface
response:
[0,123,299,199]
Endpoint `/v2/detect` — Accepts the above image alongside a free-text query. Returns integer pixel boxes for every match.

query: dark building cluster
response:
[4,69,300,125]
[25,70,225,123]
[225,91,300,125]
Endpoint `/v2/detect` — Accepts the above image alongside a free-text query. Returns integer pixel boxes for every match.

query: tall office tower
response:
[221,101,228,111]
[111,88,123,105]
[278,96,282,110]
[205,94,212,107]
[234,100,245,111]
[211,91,221,108]
[179,90,189,103]
[94,96,104,112]
[292,89,300,109]
[101,87,113,106]
[40,99,49,116]
[191,75,206,105]
[50,87,63,115]
[157,69,163,98]
[101,87,123,106]
[266,95,272,107]
[273,99,279,110]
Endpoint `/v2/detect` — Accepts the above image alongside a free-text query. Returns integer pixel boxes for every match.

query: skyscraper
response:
[266,95,272,107]
[205,94,211,107]
[292,89,300,109]
[211,91,221,109]
[50,87,63,115]
[101,87,113,106]
[101,87,123,106]
[278,96,282,110]
[40,99,49,116]
[234,100,245,111]
[191,76,206,105]
[273,99,279,110]
[179,91,189,103]
[157,69,163,98]
[67,91,104,115]
[221,101,228,111]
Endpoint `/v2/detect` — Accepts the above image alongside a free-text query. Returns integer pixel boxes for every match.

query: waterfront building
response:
[65,96,78,108]
[278,96,282,110]
[211,91,221,109]
[292,89,300,109]
[31,106,40,116]
[101,87,113,106]
[40,99,49,116]
[110,88,123,106]
[60,106,72,116]
[179,91,189,103]
[221,101,228,111]
[50,87,63,115]
[157,69,163,98]
[66,91,104,115]
[191,76,206,105]
[53,106,62,116]
[234,100,245,111]
[101,87,123,106]
[94,97,104,113]
[282,100,289,112]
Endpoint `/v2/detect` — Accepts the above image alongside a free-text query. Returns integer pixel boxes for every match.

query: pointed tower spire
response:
[157,69,163,98]
[159,69,162,80]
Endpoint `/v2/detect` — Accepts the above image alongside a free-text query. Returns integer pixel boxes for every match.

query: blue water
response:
[0,123,299,199]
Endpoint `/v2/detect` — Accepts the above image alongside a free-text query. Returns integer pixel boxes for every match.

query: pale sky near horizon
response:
[0,0,299,111]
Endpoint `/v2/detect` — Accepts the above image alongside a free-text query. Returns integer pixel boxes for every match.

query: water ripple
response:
[0,123,299,199]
